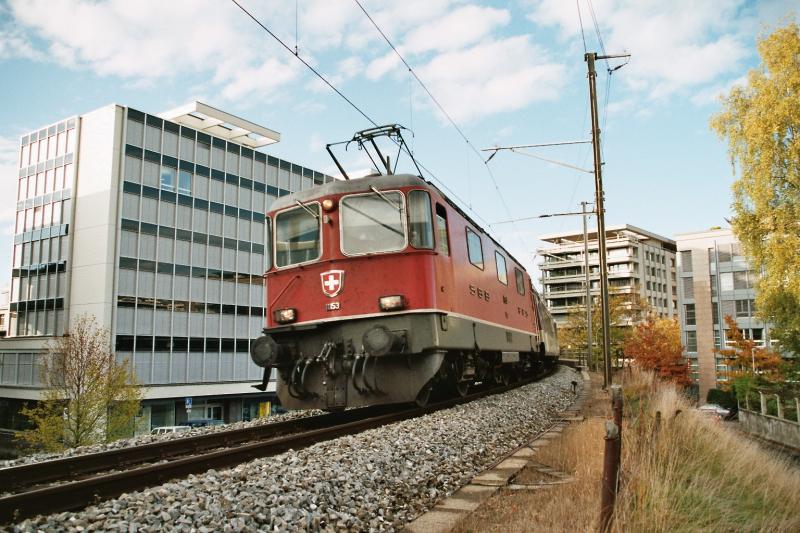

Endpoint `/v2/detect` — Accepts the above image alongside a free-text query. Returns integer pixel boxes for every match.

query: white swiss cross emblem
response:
[320,270,345,298]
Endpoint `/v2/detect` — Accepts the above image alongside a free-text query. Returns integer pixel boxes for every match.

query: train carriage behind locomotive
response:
[250,173,558,410]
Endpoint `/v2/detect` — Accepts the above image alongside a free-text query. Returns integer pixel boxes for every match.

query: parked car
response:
[150,425,191,435]
[698,404,731,419]
[184,419,225,428]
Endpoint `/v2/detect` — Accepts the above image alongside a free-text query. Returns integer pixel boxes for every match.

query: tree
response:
[623,315,691,386]
[717,315,784,384]
[711,22,800,353]
[19,315,142,452]
[559,291,648,371]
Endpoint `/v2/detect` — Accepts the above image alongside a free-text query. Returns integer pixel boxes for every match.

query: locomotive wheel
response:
[455,379,469,398]
[415,381,433,407]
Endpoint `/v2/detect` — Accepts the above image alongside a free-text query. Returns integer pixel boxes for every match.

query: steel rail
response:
[1,404,399,493]
[0,365,566,525]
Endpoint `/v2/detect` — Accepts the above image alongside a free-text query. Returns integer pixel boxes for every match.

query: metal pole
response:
[586,52,613,388]
[600,385,623,532]
[582,201,593,371]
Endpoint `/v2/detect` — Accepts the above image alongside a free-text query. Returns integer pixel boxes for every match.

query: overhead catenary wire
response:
[352,0,529,253]
[586,0,609,68]
[228,0,497,232]
[576,0,588,54]
[230,0,377,128]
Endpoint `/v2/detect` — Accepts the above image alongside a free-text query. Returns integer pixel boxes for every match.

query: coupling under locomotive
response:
[250,171,558,410]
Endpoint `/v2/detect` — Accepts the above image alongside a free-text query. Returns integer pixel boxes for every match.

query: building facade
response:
[538,224,678,329]
[675,228,775,400]
[0,102,333,432]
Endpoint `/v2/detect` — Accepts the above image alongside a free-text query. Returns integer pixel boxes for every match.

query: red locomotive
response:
[250,128,558,409]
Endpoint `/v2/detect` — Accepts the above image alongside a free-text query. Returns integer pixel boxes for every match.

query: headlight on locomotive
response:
[378,295,406,311]
[273,307,297,324]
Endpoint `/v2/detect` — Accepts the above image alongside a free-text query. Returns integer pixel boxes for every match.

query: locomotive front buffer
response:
[250,315,448,409]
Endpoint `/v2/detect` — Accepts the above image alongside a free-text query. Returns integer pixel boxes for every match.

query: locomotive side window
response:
[275,203,321,267]
[495,251,508,285]
[435,203,449,256]
[466,228,484,269]
[340,190,406,255]
[408,190,434,249]
[515,267,525,295]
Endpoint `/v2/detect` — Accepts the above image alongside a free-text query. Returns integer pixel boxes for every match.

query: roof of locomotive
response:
[269,172,531,281]
[269,173,427,211]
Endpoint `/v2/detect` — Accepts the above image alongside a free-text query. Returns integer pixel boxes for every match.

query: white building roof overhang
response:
[158,101,280,148]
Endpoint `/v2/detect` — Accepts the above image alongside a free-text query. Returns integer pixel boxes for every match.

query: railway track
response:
[0,366,566,525]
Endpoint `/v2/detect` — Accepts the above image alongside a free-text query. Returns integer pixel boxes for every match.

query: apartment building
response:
[0,102,333,432]
[675,228,776,400]
[538,224,678,328]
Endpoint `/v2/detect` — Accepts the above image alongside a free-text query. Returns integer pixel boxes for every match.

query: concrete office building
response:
[675,228,776,400]
[538,224,678,328]
[0,102,333,432]
[0,289,8,338]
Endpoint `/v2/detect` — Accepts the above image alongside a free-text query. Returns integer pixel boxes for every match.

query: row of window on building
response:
[684,326,766,353]
[17,161,74,203]
[18,118,77,169]
[125,110,329,189]
[121,189,268,245]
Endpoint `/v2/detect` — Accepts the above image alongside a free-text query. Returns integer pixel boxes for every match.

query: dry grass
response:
[613,369,800,533]
[451,419,606,533]
[451,373,608,532]
[450,370,800,533]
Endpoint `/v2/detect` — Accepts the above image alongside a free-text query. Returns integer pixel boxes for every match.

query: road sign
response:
[185,397,192,413]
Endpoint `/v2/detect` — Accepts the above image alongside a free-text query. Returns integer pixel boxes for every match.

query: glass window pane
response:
[466,228,483,269]
[145,125,161,152]
[495,252,507,285]
[515,268,525,295]
[408,190,433,249]
[178,170,191,195]
[341,192,405,255]
[275,205,321,267]
[163,131,178,157]
[160,165,176,192]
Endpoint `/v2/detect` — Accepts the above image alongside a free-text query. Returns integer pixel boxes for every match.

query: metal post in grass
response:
[600,385,623,532]
[760,392,767,415]
[775,395,783,419]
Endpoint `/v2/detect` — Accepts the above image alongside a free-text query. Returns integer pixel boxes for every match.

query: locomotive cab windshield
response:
[273,187,436,267]
[340,190,407,255]
[274,202,321,267]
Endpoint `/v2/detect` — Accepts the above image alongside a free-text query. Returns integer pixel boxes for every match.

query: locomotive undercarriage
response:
[250,313,553,410]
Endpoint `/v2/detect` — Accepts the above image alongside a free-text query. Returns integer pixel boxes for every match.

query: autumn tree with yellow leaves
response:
[711,22,800,356]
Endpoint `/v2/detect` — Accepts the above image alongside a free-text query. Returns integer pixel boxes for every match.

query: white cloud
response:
[365,50,401,81]
[416,37,566,122]
[527,0,753,99]
[6,0,300,103]
[403,5,511,54]
[690,75,748,106]
[3,0,567,124]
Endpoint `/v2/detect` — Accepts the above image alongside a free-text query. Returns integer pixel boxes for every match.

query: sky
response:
[0,0,796,289]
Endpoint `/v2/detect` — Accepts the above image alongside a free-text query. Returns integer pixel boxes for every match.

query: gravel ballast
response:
[10,366,580,532]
